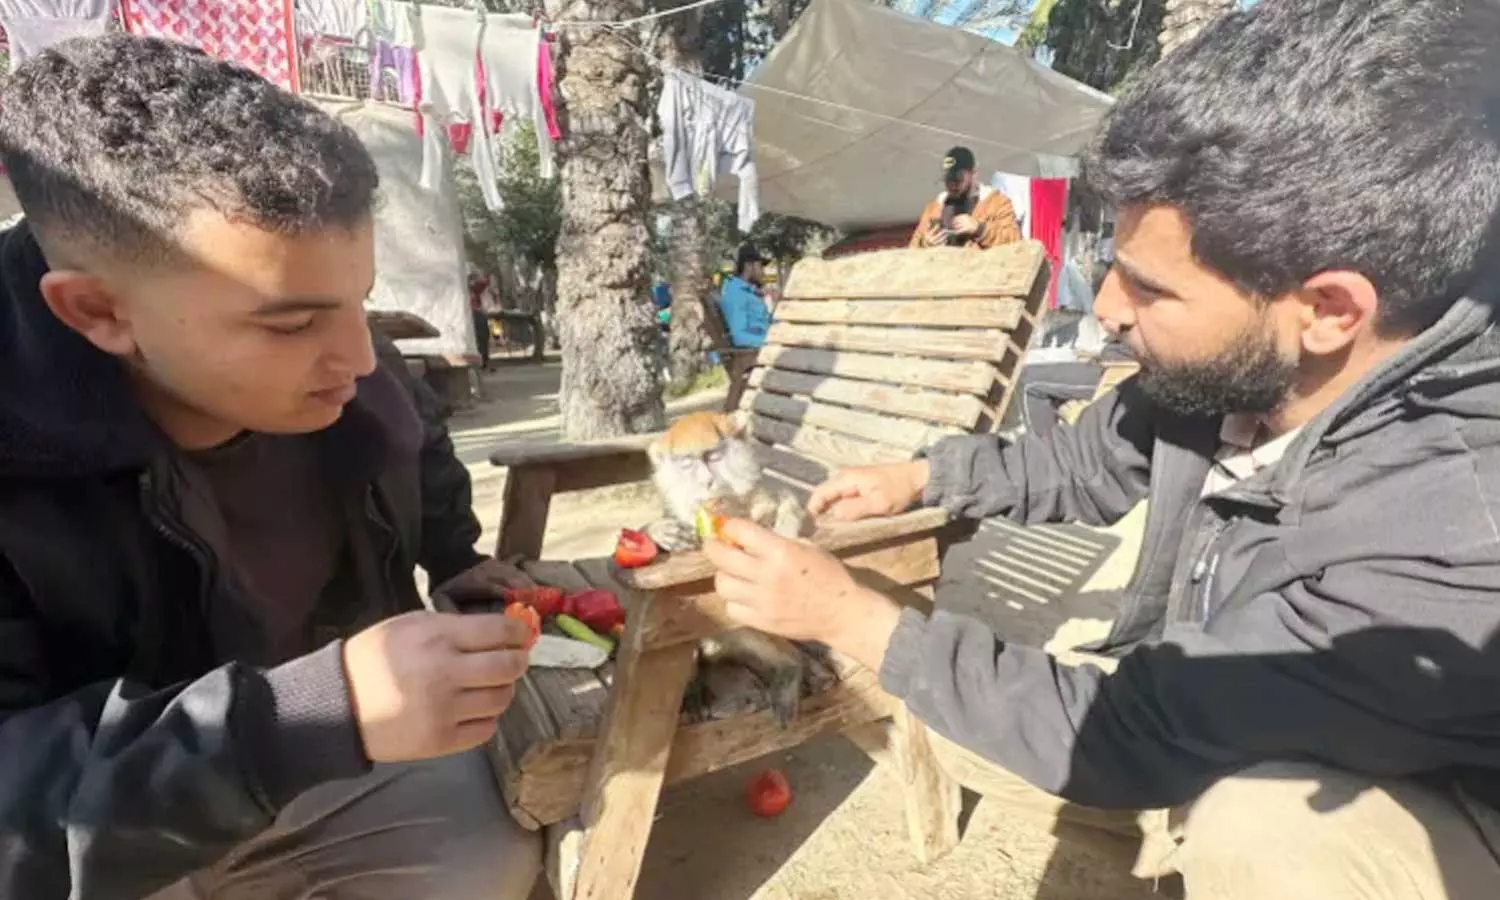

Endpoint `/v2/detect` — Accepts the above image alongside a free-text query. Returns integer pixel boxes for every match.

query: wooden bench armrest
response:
[621,507,951,591]
[488,434,660,469]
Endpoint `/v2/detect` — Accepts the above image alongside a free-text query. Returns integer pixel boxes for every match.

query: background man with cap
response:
[719,242,775,348]
[911,146,1022,250]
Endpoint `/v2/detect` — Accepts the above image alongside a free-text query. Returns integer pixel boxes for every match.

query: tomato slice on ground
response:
[613,528,659,568]
[745,769,793,818]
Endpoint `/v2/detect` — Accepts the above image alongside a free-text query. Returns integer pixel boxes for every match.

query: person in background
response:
[719,242,773,348]
[468,269,491,371]
[910,146,1022,250]
[702,0,1500,896]
[0,35,542,900]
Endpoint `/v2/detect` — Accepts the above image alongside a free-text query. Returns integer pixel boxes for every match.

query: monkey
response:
[642,410,816,727]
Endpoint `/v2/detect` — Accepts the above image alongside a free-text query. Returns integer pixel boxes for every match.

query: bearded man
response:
[698,0,1500,897]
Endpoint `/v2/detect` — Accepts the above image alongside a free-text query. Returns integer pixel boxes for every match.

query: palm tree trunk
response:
[549,0,666,440]
[1158,0,1234,58]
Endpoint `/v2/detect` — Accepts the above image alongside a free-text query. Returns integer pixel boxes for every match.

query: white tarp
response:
[312,97,476,360]
[728,0,1115,232]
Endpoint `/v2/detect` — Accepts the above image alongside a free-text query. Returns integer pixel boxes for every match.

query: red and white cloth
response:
[120,0,299,92]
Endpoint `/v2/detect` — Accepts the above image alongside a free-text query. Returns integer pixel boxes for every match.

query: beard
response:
[1134,322,1298,418]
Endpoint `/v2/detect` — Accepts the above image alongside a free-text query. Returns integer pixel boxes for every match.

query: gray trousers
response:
[148,748,542,900]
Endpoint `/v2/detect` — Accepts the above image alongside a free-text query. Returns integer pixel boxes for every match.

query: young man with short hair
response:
[0,35,541,899]
[707,1,1500,895]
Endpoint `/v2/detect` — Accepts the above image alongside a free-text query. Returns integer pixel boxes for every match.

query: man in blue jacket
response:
[719,243,773,348]
[702,0,1500,896]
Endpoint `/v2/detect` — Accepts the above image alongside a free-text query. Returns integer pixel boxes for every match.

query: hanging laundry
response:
[1030,178,1069,309]
[367,0,419,106]
[120,0,299,92]
[991,172,1032,239]
[0,0,112,71]
[414,4,482,193]
[658,68,760,233]
[470,12,556,210]
[296,0,363,41]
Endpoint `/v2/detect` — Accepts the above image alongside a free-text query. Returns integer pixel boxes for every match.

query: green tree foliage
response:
[1043,0,1165,93]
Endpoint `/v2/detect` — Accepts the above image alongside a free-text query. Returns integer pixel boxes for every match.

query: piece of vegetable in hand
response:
[503,602,541,650]
[555,614,616,653]
[694,506,729,543]
[566,588,627,633]
[745,769,793,818]
[614,528,659,569]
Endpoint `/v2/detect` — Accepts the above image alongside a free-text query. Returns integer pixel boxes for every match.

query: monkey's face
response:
[663,436,762,500]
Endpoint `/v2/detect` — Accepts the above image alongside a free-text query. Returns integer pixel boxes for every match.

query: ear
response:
[39,269,138,357]
[1296,270,1381,356]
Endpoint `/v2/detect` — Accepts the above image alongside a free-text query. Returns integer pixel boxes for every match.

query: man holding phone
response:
[910,146,1022,250]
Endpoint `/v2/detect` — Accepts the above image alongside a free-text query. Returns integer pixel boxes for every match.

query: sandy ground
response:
[454,361,1161,900]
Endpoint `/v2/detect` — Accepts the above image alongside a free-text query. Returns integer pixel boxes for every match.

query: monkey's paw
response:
[643,518,701,553]
[767,667,802,729]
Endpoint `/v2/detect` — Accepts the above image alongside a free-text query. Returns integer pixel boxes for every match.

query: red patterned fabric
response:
[120,0,299,92]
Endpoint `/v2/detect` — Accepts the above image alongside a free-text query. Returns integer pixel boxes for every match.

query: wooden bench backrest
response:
[740,241,1050,493]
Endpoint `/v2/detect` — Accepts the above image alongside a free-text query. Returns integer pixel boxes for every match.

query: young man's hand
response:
[430,557,516,609]
[703,520,903,673]
[950,213,981,237]
[342,611,531,763]
[808,460,931,522]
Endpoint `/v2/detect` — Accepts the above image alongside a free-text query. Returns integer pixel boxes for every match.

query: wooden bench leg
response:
[569,611,698,900]
[891,708,962,864]
[496,464,557,560]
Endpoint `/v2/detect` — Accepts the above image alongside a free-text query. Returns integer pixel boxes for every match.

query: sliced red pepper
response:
[565,588,627,634]
[613,528,659,569]
[503,602,541,650]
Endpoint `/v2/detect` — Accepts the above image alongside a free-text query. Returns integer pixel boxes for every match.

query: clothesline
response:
[547,0,728,30]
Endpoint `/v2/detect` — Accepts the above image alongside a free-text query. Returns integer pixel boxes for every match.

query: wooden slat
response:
[746,392,961,455]
[624,509,947,592]
[774,297,1024,330]
[751,415,911,471]
[783,242,1046,300]
[754,442,833,488]
[766,323,1011,362]
[749,368,985,429]
[758,345,996,396]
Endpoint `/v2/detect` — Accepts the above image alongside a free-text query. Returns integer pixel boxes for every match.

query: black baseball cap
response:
[942,146,976,181]
[736,243,769,270]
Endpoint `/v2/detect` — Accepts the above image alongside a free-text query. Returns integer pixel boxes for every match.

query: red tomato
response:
[503,602,541,650]
[745,769,792,818]
[530,586,566,618]
[614,529,659,569]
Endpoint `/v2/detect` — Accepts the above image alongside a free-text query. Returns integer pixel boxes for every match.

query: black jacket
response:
[883,291,1500,817]
[0,223,485,899]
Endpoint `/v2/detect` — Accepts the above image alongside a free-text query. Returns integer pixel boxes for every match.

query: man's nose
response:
[330,308,378,378]
[1091,268,1134,336]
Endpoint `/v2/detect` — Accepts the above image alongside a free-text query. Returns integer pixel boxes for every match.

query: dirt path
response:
[459,361,1160,900]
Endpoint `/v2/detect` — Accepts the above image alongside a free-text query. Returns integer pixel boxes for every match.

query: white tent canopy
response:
[728,0,1115,233]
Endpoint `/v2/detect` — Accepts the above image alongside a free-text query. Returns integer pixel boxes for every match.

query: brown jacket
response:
[910,184,1022,249]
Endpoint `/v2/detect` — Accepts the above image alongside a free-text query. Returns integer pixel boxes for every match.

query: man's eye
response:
[263,317,316,335]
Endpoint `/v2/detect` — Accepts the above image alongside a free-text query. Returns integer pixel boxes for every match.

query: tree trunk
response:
[1158,0,1234,58]
[667,197,713,384]
[549,1,665,440]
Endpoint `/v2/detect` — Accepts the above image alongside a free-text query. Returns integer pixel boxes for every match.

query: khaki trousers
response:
[1029,622,1500,900]
[147,747,542,900]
